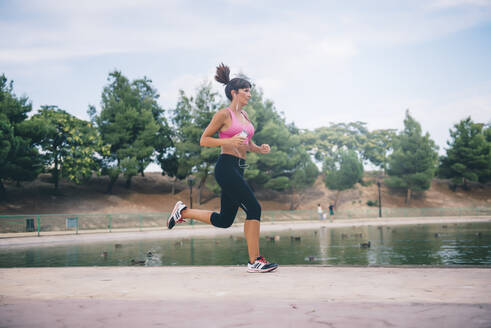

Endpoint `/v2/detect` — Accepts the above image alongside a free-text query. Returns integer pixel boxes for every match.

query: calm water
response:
[0,222,490,267]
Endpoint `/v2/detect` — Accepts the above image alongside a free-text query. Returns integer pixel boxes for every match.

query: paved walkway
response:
[1,216,490,248]
[1,266,490,327]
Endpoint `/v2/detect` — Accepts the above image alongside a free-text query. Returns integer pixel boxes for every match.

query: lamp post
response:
[188,176,195,226]
[377,181,382,218]
[188,176,195,209]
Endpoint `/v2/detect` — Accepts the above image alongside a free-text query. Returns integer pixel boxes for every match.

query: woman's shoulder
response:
[215,107,231,119]
[217,107,230,113]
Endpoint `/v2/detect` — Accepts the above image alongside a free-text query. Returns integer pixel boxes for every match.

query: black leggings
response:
[210,154,261,228]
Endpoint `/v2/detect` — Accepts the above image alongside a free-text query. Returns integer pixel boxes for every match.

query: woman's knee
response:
[218,220,234,228]
[245,202,261,220]
[210,212,235,228]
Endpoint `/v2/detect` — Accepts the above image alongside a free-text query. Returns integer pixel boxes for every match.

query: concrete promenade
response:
[0,216,490,327]
[1,266,490,327]
[1,215,490,248]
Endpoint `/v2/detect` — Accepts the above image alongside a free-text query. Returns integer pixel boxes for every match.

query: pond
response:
[0,222,489,267]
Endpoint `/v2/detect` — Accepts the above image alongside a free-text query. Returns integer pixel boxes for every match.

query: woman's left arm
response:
[248,141,270,154]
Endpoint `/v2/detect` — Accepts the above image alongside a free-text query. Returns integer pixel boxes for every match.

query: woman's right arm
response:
[200,110,245,147]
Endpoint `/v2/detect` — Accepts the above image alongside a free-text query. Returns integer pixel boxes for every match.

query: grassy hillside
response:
[0,172,490,215]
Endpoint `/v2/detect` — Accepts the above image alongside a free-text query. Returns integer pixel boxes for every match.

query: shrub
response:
[360,179,375,187]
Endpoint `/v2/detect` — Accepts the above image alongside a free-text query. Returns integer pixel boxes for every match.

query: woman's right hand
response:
[226,135,246,147]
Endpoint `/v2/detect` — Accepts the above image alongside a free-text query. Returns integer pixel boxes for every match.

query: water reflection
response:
[0,222,489,267]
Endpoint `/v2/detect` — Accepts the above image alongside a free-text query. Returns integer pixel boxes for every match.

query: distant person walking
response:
[317,204,323,220]
[167,63,278,273]
[329,204,334,216]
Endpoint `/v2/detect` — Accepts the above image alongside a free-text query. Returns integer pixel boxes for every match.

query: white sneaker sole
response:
[247,266,278,273]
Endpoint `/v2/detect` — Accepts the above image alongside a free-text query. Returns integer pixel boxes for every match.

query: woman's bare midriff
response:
[221,145,247,160]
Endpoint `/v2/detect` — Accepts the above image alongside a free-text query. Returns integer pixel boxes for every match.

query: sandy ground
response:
[2,173,491,215]
[0,266,490,328]
[1,217,490,327]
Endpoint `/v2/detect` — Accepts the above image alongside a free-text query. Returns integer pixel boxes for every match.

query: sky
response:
[1,0,491,159]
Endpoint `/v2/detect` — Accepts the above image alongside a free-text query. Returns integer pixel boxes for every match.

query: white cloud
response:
[2,0,490,66]
[1,0,490,154]
[318,38,358,58]
[428,0,491,9]
[158,73,213,107]
[254,77,285,95]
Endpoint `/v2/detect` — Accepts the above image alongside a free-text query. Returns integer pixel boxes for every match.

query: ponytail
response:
[214,63,252,101]
[215,63,230,85]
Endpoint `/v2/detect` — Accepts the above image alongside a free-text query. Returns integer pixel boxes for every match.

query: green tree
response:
[165,82,222,203]
[303,122,369,167]
[483,123,491,183]
[438,117,491,189]
[133,77,173,177]
[193,83,222,204]
[386,110,439,204]
[288,152,319,210]
[0,74,44,194]
[248,87,318,209]
[166,90,198,189]
[153,107,174,190]
[484,124,491,143]
[31,106,105,189]
[324,150,364,207]
[363,129,397,174]
[94,71,162,192]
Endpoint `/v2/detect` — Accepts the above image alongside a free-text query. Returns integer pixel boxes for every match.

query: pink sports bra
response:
[219,107,255,145]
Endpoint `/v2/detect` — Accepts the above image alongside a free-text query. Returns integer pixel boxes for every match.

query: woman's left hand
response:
[258,144,270,154]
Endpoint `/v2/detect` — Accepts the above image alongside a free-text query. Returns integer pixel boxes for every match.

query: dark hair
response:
[215,63,251,101]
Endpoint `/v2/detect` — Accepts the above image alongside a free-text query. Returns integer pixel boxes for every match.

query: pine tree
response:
[94,71,163,192]
[164,83,222,202]
[439,117,491,189]
[0,74,43,194]
[386,110,439,204]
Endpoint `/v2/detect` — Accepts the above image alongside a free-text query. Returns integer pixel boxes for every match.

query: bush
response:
[360,179,375,187]
[367,200,379,207]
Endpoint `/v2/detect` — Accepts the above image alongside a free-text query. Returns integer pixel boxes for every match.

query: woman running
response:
[167,63,278,273]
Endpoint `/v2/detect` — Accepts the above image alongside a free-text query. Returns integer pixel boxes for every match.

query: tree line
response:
[1,71,490,208]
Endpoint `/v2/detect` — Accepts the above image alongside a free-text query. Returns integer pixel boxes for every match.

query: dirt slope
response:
[0,172,490,215]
